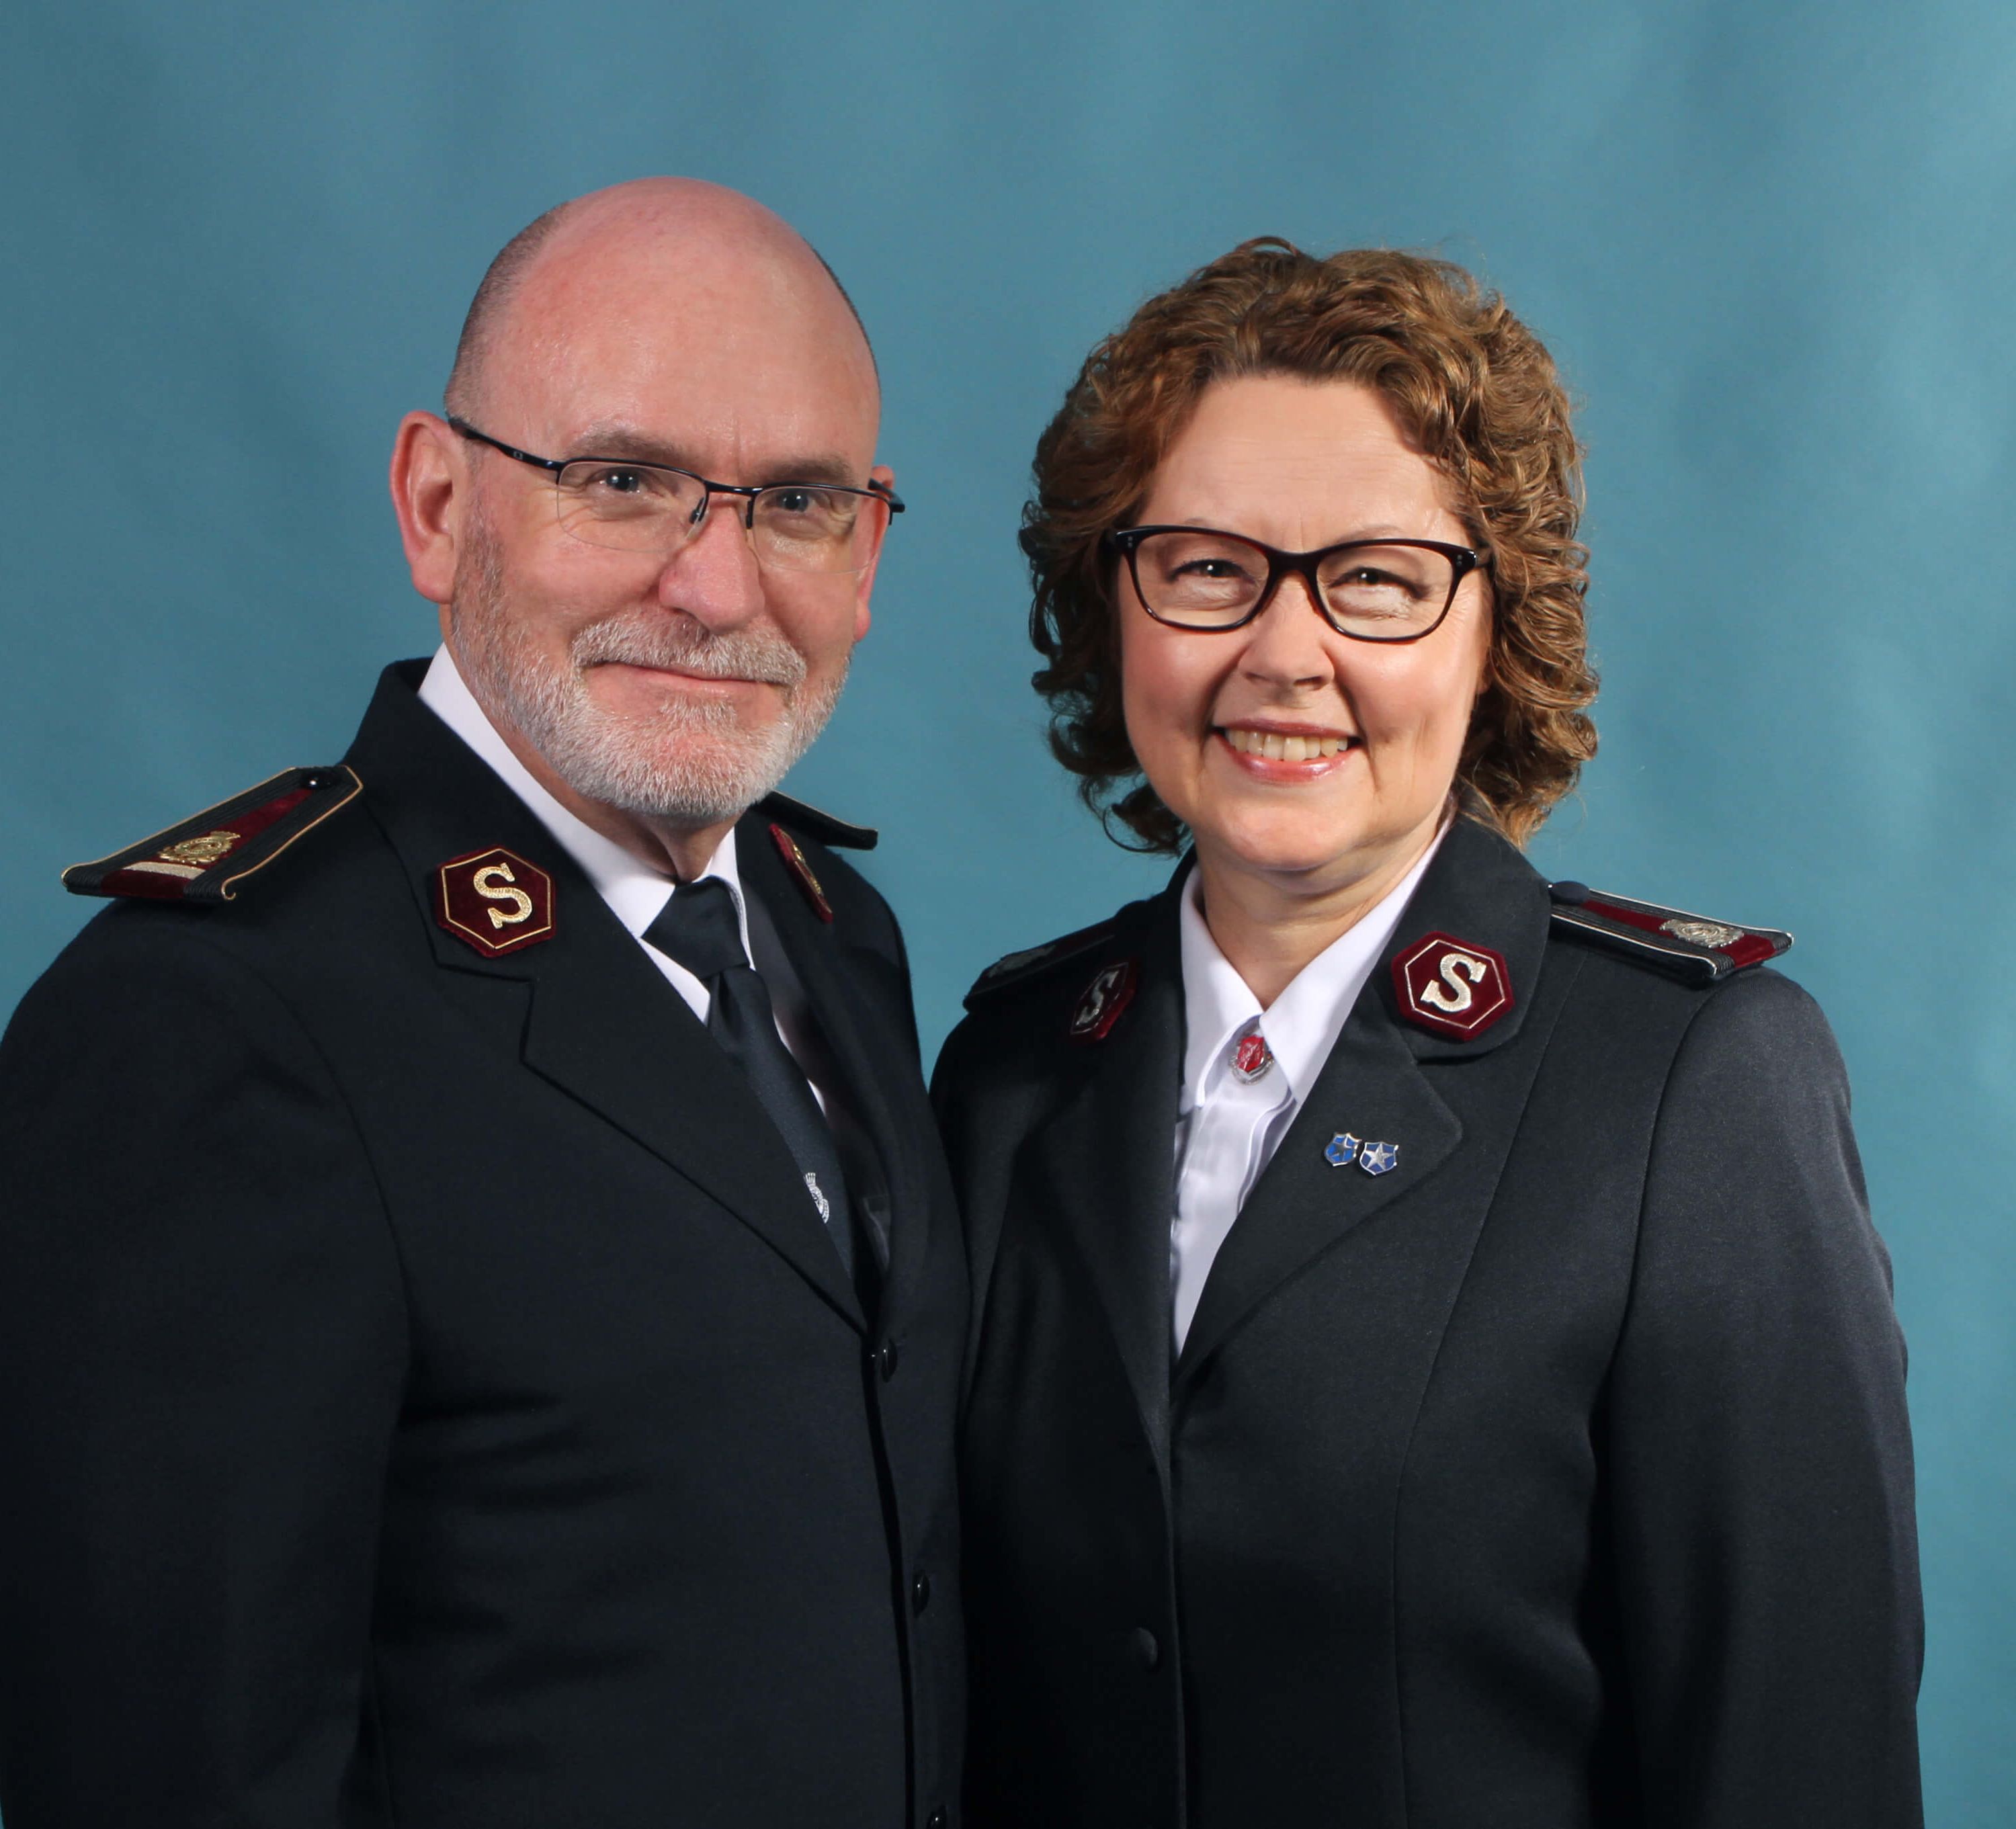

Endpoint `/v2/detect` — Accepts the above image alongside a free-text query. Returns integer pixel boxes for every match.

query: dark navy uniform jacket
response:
[0,661,966,1829]
[934,813,1920,1829]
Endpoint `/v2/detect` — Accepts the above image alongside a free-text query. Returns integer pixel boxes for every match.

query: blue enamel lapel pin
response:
[1326,1132,1400,1176]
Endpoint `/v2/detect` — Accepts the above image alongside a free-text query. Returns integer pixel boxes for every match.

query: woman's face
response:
[1118,374,1493,903]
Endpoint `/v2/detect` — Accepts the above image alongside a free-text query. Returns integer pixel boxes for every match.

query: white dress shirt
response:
[1171,831,1447,1352]
[417,645,827,1103]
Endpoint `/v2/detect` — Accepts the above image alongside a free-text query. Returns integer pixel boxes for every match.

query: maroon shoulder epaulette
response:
[1546,880,1791,984]
[755,792,877,851]
[965,917,1118,1009]
[62,765,362,904]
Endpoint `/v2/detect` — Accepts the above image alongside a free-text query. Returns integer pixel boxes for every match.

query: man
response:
[0,179,963,1829]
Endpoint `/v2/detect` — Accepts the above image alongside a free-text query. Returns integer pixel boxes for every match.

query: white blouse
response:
[1171,831,1447,1352]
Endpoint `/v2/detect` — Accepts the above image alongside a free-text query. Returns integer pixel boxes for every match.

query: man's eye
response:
[769,488,837,518]
[593,468,648,496]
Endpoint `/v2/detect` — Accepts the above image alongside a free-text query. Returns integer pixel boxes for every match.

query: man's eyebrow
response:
[568,423,865,487]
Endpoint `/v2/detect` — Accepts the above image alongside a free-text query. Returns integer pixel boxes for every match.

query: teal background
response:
[3,3,2012,1820]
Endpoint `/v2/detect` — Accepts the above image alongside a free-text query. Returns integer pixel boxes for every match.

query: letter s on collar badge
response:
[437,847,557,957]
[1069,959,1139,1044]
[1392,931,1513,1039]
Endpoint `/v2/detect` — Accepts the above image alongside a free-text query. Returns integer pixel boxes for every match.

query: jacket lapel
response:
[737,812,935,1321]
[346,663,864,1329]
[1027,888,1185,1463]
[1173,816,1556,1390]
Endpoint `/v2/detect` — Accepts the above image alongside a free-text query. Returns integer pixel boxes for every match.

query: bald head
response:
[444,178,876,425]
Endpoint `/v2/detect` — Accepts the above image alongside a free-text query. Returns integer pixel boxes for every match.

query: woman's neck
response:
[1195,820,1446,1009]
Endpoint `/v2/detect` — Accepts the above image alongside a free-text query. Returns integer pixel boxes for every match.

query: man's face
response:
[446,237,886,830]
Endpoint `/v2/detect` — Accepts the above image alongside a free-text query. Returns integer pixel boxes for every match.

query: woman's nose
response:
[1237,571,1337,689]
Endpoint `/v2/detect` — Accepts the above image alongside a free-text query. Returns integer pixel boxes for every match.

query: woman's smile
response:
[1213,722,1360,776]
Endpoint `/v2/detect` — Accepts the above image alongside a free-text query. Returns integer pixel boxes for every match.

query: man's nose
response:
[653,493,767,626]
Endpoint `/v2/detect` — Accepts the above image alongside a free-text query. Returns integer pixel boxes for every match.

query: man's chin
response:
[552,728,799,829]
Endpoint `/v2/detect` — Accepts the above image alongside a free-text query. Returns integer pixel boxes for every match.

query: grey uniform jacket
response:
[934,813,1920,1829]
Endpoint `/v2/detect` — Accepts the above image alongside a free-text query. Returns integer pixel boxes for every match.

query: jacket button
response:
[927,1813,946,1829]
[877,1340,899,1380]
[1132,1626,1161,1670]
[912,1571,931,1614]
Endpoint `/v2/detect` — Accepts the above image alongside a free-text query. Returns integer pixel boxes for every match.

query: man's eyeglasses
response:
[1107,525,1484,642]
[448,417,902,576]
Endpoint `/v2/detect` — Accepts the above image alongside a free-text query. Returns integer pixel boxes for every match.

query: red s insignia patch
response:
[1069,959,1138,1044]
[436,847,557,957]
[1392,931,1513,1039]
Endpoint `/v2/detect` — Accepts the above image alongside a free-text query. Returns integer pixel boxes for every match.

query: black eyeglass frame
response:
[1105,525,1484,643]
[446,415,905,541]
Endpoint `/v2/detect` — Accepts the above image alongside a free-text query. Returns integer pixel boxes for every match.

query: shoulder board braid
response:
[63,766,362,904]
[755,792,877,851]
[1547,881,1790,984]
[964,918,1118,1008]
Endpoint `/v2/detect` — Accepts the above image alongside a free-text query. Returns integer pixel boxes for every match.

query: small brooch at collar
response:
[1230,1027,1273,1081]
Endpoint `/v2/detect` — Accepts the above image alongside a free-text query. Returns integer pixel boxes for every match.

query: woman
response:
[935,241,1921,1828]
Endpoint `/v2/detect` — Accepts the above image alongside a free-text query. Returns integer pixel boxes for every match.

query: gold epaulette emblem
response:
[63,767,361,904]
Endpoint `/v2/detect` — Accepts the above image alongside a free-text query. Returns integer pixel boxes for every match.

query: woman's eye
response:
[1341,565,1421,596]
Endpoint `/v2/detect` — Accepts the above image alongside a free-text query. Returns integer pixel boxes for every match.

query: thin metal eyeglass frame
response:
[1106,525,1483,643]
[445,416,905,551]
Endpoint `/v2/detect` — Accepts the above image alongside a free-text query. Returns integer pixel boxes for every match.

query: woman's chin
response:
[1194,817,1382,888]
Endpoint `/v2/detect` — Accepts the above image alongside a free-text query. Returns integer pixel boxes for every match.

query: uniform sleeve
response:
[0,917,409,1828]
[1608,969,1922,1827]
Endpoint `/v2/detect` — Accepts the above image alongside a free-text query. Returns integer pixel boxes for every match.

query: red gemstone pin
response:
[436,847,556,957]
[1232,1029,1273,1080]
[1392,931,1513,1039]
[1069,959,1138,1044]
[769,823,833,923]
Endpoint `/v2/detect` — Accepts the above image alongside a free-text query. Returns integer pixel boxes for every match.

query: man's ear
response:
[390,411,468,607]
[851,462,898,642]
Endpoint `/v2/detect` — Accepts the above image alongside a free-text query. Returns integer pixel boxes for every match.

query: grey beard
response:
[451,524,847,828]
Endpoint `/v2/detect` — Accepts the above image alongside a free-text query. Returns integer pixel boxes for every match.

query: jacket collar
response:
[1027,878,1187,1468]
[1023,815,1556,1417]
[1376,810,1553,1062]
[1174,814,1554,1383]
[345,661,869,1330]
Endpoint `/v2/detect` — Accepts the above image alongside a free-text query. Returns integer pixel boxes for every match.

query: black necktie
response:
[644,878,855,1283]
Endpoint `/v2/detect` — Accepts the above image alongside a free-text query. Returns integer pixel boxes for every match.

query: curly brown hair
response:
[1023,238,1597,851]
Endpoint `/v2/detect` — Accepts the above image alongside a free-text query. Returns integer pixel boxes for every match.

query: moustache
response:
[569,613,807,690]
